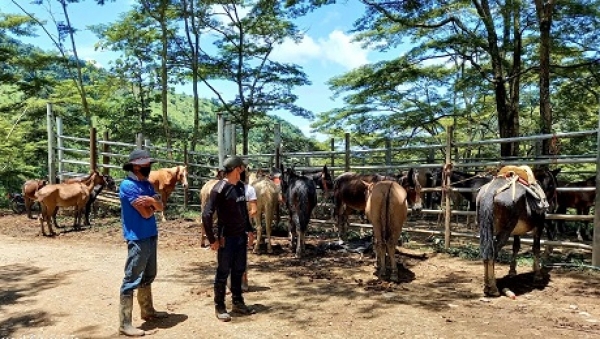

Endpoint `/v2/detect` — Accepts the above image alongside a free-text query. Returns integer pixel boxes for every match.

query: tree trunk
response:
[160,21,172,157]
[60,1,91,127]
[535,0,555,155]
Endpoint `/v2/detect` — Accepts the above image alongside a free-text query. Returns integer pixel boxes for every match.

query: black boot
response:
[232,296,256,315]
[214,284,231,322]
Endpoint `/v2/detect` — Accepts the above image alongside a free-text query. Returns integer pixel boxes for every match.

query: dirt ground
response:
[1,210,600,339]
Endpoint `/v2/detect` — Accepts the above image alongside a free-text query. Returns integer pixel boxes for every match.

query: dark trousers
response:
[121,236,158,297]
[214,235,247,305]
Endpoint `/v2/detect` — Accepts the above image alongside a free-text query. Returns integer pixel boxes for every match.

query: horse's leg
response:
[48,206,57,236]
[509,235,520,277]
[375,241,386,278]
[52,206,61,229]
[532,226,543,283]
[265,204,274,254]
[25,196,33,219]
[253,211,262,254]
[161,193,167,222]
[39,203,47,236]
[297,229,304,258]
[387,241,398,282]
[483,259,499,297]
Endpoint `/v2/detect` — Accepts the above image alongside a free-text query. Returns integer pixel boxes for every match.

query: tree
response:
[196,0,312,155]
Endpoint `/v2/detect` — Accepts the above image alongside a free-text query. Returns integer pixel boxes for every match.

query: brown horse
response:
[22,179,48,219]
[555,175,595,241]
[148,165,189,221]
[476,166,559,297]
[364,180,409,282]
[333,169,423,241]
[35,171,106,236]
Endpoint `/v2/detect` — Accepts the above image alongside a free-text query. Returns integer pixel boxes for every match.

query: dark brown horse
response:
[555,175,595,241]
[333,169,423,241]
[476,166,559,297]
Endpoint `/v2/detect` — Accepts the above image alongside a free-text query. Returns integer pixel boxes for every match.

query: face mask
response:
[240,170,246,183]
[139,167,152,177]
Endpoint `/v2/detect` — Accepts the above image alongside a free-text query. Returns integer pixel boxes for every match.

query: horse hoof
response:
[508,270,517,277]
[267,248,273,254]
[484,287,501,297]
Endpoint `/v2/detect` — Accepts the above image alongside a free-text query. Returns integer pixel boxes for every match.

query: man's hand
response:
[248,232,255,249]
[132,196,155,208]
[210,241,220,251]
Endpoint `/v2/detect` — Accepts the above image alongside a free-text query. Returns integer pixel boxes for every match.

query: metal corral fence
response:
[43,105,600,264]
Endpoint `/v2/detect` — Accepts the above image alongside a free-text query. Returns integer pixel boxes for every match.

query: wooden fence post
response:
[47,103,56,184]
[90,128,97,172]
[136,133,143,149]
[102,131,110,176]
[385,139,392,175]
[345,133,350,172]
[592,95,600,266]
[218,113,224,168]
[184,142,189,210]
[56,116,64,182]
[444,125,453,249]
[274,123,281,169]
[330,138,335,171]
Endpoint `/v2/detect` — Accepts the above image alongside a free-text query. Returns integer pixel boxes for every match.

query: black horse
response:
[280,166,318,257]
[476,166,559,297]
[333,168,423,241]
[300,165,334,193]
[83,174,117,226]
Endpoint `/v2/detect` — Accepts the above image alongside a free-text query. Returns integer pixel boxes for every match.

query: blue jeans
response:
[120,236,158,297]
[214,235,247,304]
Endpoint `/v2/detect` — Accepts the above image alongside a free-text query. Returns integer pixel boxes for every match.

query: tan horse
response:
[22,179,48,219]
[199,178,220,247]
[148,165,189,221]
[35,171,105,236]
[363,180,409,282]
[250,172,280,254]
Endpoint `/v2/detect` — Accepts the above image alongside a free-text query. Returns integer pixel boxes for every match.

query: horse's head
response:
[177,166,189,188]
[361,180,375,200]
[92,170,107,187]
[105,175,118,192]
[534,167,561,211]
[398,168,423,212]
[320,165,334,191]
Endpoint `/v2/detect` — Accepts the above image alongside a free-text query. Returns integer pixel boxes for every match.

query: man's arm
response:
[201,189,219,245]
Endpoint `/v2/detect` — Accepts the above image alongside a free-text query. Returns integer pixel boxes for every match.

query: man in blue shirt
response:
[118,149,167,336]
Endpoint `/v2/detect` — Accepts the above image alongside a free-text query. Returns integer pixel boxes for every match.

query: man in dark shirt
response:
[202,156,256,322]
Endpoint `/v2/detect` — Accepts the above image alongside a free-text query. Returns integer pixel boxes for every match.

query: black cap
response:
[123,149,156,171]
[223,156,248,171]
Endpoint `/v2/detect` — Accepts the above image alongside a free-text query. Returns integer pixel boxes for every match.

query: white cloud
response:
[271,30,370,70]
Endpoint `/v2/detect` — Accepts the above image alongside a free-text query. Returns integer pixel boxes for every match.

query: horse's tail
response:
[477,180,496,260]
[379,182,393,243]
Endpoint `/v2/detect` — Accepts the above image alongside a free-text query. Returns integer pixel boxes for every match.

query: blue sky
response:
[3,0,379,141]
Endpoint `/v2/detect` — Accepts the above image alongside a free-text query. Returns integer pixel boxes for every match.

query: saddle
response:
[484,165,549,212]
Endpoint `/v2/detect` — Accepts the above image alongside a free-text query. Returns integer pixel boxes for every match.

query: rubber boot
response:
[214,284,231,322]
[138,285,168,321]
[119,295,145,337]
[232,296,256,315]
